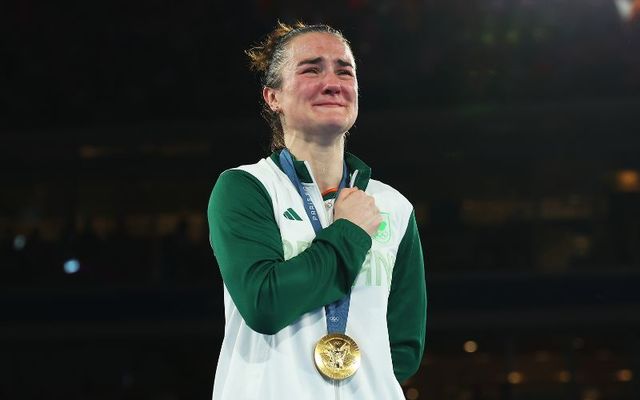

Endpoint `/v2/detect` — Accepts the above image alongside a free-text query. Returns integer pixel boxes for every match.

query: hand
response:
[333,188,382,236]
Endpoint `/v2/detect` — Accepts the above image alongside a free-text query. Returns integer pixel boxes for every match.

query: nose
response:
[322,83,341,95]
[322,84,340,95]
[322,75,342,95]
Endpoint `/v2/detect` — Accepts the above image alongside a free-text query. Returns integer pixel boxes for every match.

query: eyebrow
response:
[336,59,354,68]
[296,57,355,69]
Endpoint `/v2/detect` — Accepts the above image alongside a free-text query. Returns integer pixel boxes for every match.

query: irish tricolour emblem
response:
[373,212,391,243]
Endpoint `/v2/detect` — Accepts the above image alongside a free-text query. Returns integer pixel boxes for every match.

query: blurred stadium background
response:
[2,0,640,399]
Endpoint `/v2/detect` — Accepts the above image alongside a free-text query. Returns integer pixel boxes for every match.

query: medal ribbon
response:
[279,149,352,334]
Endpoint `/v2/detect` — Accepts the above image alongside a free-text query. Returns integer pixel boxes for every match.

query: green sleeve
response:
[387,210,427,382]
[207,169,372,335]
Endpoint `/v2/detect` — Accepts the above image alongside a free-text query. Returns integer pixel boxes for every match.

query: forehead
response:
[285,32,355,66]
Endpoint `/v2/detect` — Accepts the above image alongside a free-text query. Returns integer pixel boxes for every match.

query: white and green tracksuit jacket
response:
[207,150,427,400]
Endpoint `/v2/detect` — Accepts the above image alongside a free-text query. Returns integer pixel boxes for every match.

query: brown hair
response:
[246,21,352,150]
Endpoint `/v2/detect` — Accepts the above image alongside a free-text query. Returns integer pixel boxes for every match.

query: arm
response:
[208,169,372,335]
[386,210,427,382]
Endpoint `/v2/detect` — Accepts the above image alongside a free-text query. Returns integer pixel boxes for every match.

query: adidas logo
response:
[283,208,303,221]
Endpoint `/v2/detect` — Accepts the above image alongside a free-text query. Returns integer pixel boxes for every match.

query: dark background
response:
[2,0,640,399]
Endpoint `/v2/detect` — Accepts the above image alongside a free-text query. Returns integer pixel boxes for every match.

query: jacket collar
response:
[270,149,371,190]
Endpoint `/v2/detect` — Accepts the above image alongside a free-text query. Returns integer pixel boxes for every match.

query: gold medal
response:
[314,333,361,380]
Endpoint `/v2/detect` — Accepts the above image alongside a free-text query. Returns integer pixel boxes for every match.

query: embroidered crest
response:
[373,212,391,243]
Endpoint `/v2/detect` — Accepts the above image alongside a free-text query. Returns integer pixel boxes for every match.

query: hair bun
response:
[245,21,305,73]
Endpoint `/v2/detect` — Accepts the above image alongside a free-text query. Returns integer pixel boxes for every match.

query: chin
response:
[314,115,355,132]
[313,121,354,137]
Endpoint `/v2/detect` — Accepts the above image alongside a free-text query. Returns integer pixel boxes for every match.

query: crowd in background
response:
[1,217,217,288]
[2,1,640,399]
[2,0,639,129]
[3,192,640,289]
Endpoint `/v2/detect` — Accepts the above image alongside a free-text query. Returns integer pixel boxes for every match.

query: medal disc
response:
[314,333,361,380]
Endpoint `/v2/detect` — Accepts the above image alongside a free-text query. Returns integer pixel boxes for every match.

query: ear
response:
[263,87,280,112]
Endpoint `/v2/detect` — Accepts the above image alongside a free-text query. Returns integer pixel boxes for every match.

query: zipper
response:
[349,170,359,188]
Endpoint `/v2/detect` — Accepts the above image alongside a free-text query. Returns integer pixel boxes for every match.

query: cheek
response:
[347,81,358,100]
[289,79,321,97]
[282,89,310,111]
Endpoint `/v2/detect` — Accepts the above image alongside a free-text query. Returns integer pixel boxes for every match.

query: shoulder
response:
[212,157,280,192]
[232,157,274,177]
[209,158,278,209]
[223,156,288,192]
[209,156,291,214]
[366,178,413,211]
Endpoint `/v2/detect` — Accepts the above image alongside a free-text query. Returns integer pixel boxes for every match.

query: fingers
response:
[333,188,383,236]
[336,188,377,212]
[336,187,359,202]
[358,211,382,236]
[336,187,369,204]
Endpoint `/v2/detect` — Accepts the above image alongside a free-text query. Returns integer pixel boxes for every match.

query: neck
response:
[284,132,345,194]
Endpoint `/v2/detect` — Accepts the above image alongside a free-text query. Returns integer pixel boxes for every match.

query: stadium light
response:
[63,259,81,274]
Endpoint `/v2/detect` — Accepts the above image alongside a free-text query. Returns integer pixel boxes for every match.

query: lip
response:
[313,102,345,107]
